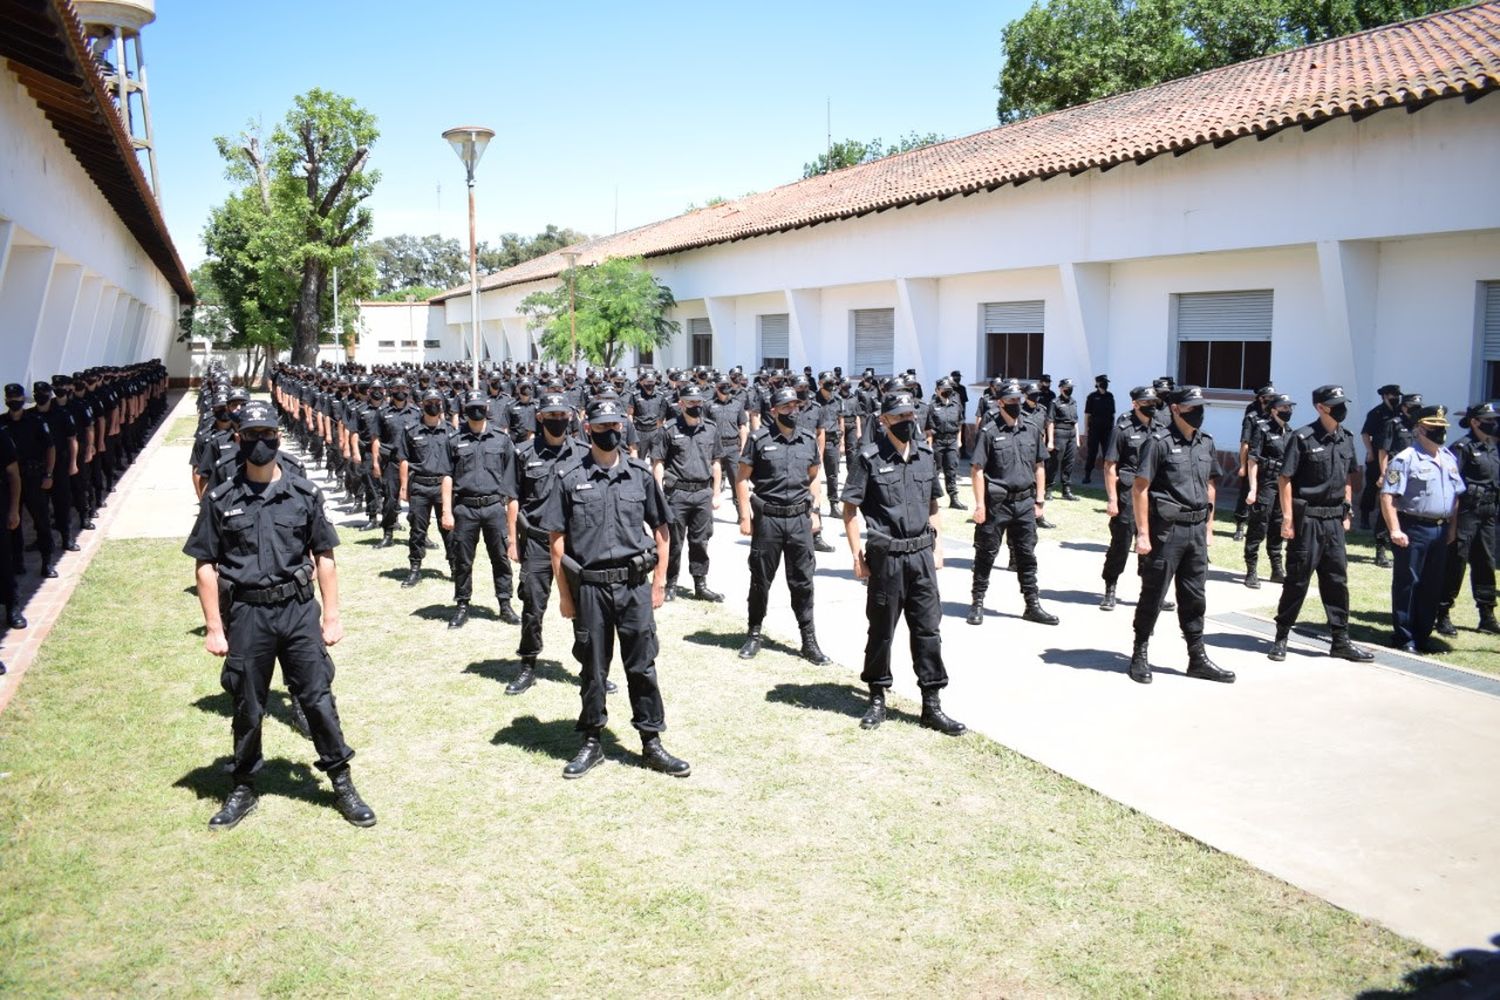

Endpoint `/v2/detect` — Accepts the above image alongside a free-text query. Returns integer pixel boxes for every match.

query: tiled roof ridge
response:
[431,1,1500,303]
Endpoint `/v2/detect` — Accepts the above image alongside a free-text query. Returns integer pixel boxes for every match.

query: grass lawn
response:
[0,498,1459,996]
[165,413,201,446]
[939,481,1500,676]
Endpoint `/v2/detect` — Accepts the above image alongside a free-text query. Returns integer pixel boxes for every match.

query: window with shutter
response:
[689,317,713,367]
[1483,282,1500,398]
[1174,290,1273,392]
[981,300,1044,380]
[852,308,895,374]
[759,314,789,370]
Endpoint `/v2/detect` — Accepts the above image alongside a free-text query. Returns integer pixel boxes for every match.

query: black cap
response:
[32,381,51,396]
[881,392,917,417]
[419,388,444,404]
[1312,384,1350,405]
[1039,374,1052,383]
[538,393,571,415]
[771,386,800,408]
[52,375,72,387]
[1023,381,1042,398]
[1378,383,1402,396]
[678,386,705,404]
[1254,384,1277,397]
[462,389,488,409]
[586,397,626,424]
[1172,385,1206,405]
[1096,374,1109,384]
[227,387,250,404]
[1400,393,1423,408]
[1129,385,1158,403]
[997,379,1025,400]
[237,401,278,431]
[1269,394,1295,409]
[1059,377,1074,388]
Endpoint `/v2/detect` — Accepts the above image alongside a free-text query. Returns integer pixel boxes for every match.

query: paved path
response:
[46,392,1500,955]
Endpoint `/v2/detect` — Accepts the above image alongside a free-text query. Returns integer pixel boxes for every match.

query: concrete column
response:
[703,296,738,370]
[500,316,529,363]
[62,275,104,374]
[84,286,120,366]
[0,221,14,288]
[784,288,821,372]
[29,260,85,382]
[1316,240,1380,404]
[107,297,137,365]
[0,245,58,381]
[1058,262,1112,381]
[895,277,939,386]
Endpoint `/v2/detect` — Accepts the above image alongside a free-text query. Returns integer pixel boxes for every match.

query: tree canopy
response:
[802,132,943,178]
[369,225,592,298]
[994,0,1459,123]
[519,257,678,367]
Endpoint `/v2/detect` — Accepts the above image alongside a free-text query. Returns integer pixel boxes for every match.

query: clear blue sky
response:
[147,0,1033,267]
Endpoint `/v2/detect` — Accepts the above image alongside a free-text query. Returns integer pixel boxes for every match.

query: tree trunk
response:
[291,258,322,365]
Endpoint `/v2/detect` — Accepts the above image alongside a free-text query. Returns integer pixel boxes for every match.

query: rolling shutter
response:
[688,317,711,337]
[759,314,789,364]
[1176,290,1273,342]
[1483,282,1500,361]
[853,308,895,374]
[982,300,1044,334]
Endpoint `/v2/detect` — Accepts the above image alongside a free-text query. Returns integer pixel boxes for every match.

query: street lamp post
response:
[561,249,580,365]
[441,125,495,386]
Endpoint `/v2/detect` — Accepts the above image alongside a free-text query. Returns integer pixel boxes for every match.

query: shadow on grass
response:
[1353,933,1498,998]
[174,757,336,808]
[192,690,306,735]
[409,603,495,623]
[464,657,573,688]
[681,628,799,659]
[765,681,920,726]
[491,714,626,763]
[377,567,448,584]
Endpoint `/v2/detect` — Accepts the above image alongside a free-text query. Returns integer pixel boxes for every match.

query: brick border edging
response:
[0,390,194,716]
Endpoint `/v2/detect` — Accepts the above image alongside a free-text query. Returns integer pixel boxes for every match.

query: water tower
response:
[76,0,160,198]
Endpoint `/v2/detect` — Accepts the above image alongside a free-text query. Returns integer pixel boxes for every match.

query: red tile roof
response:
[432,2,1500,303]
[1,0,194,303]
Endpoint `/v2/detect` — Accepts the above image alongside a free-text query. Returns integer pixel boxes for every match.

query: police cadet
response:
[629,370,667,460]
[1380,404,1464,653]
[1374,392,1424,568]
[0,429,23,638]
[1267,385,1375,663]
[1437,403,1500,636]
[1233,386,1276,542]
[374,377,415,549]
[1360,384,1402,531]
[735,385,832,664]
[398,388,454,588]
[56,375,97,534]
[707,375,748,519]
[505,392,596,697]
[5,383,57,578]
[651,384,725,603]
[32,380,79,553]
[814,372,846,517]
[924,376,967,509]
[183,401,375,830]
[1126,385,1232,685]
[541,396,690,780]
[1099,385,1159,610]
[1082,374,1116,483]
[440,389,521,630]
[966,379,1059,628]
[841,391,966,736]
[1242,393,1295,589]
[1046,377,1080,501]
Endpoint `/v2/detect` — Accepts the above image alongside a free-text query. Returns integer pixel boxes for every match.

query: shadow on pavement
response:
[1057,539,1109,554]
[765,680,921,725]
[1039,646,1188,678]
[173,757,335,808]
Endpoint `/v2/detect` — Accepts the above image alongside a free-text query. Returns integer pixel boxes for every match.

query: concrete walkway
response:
[32,391,1500,956]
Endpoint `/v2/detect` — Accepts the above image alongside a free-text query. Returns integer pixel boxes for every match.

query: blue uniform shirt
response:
[1381,444,1464,518]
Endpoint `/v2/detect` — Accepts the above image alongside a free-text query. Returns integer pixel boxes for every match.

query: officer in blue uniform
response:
[1437,402,1500,636]
[1380,404,1464,653]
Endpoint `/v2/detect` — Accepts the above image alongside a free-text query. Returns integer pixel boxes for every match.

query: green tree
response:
[802,132,943,178]
[478,224,592,273]
[370,233,466,295]
[995,0,1458,122]
[519,257,679,367]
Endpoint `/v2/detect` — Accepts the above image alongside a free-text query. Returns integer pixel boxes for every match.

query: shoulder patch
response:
[1385,466,1401,484]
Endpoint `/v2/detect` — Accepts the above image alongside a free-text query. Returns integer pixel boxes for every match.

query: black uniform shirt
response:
[404,421,454,478]
[1378,415,1415,458]
[66,397,95,450]
[539,452,669,567]
[379,404,414,456]
[446,424,518,499]
[707,395,747,448]
[971,415,1048,490]
[1247,417,1292,480]
[0,431,15,506]
[794,400,824,439]
[1360,402,1399,447]
[652,417,724,485]
[357,404,383,446]
[1280,421,1358,506]
[925,397,964,437]
[4,410,53,466]
[738,425,820,506]
[516,436,581,519]
[630,391,667,430]
[842,435,941,539]
[1104,412,1155,486]
[209,448,306,492]
[506,399,538,442]
[1049,394,1079,428]
[1084,389,1116,427]
[814,393,843,443]
[183,469,339,589]
[1137,424,1217,511]
[1450,435,1499,505]
[1239,402,1262,446]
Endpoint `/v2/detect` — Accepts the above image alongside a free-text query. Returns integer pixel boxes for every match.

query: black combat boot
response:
[1269,552,1285,584]
[497,601,521,626]
[859,687,887,730]
[376,530,394,548]
[1128,640,1152,684]
[1186,642,1235,683]
[1434,609,1458,637]
[1243,555,1260,589]
[330,766,376,827]
[358,517,378,531]
[1268,627,1290,661]
[1037,515,1056,529]
[401,566,421,588]
[662,581,676,602]
[563,733,604,779]
[1061,486,1077,501]
[1232,519,1245,542]
[1100,583,1117,611]
[7,606,26,630]
[506,657,537,696]
[448,602,470,630]
[799,625,831,665]
[1479,608,1500,634]
[693,576,723,602]
[209,783,258,830]
[738,626,763,659]
[1374,542,1391,568]
[1022,596,1059,625]
[965,599,984,626]
[949,495,967,510]
[813,532,835,553]
[1329,628,1374,662]
[1044,488,1054,503]
[641,736,691,777]
[920,690,966,736]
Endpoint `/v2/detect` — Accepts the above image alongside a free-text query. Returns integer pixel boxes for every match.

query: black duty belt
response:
[1154,504,1210,525]
[1302,504,1346,520]
[758,499,811,518]
[878,531,935,555]
[668,478,711,492]
[1054,421,1077,429]
[1398,512,1449,526]
[411,473,444,486]
[458,494,503,508]
[520,517,549,542]
[934,432,958,442]
[579,565,631,584]
[987,484,1035,501]
[232,581,304,605]
[634,419,659,431]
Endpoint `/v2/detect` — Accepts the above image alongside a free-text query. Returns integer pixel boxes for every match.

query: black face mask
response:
[1179,407,1205,430]
[391,392,407,403]
[1002,402,1022,419]
[683,406,702,419]
[591,427,622,452]
[1479,421,1500,439]
[464,407,487,422]
[1139,405,1159,420]
[1275,409,1292,423]
[1329,403,1349,423]
[34,392,51,405]
[1061,388,1072,398]
[889,419,916,443]
[776,411,798,430]
[542,417,570,437]
[422,403,443,417]
[6,400,23,412]
[1424,427,1448,446]
[239,438,278,467]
